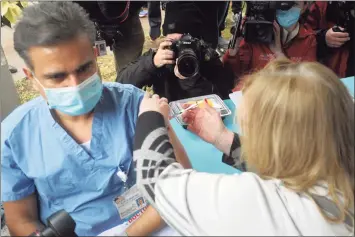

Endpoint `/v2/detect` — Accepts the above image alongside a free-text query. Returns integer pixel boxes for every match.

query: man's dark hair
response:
[14,2,96,69]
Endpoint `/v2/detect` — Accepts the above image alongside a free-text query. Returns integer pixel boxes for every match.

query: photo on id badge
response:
[136,197,145,208]
[95,40,107,56]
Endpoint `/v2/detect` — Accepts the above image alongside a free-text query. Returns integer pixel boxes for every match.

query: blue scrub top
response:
[1,83,144,236]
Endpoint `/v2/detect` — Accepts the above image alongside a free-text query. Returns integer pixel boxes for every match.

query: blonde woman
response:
[134,59,354,236]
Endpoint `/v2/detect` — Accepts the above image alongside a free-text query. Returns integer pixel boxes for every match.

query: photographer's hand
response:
[153,41,175,68]
[325,27,350,48]
[271,21,286,58]
[227,36,243,57]
[174,65,188,80]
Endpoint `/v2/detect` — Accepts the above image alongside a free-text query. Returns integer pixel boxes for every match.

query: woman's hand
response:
[139,93,169,122]
[181,102,228,145]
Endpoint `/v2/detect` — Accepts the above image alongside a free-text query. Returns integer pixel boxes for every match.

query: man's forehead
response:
[28,36,94,75]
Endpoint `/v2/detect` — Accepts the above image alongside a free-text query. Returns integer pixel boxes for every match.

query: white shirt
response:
[282,23,300,45]
[154,170,353,236]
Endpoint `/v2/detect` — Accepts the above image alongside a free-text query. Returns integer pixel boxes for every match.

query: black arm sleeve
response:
[177,58,235,100]
[116,49,160,88]
[222,133,247,171]
[134,111,176,201]
[316,28,329,61]
[204,57,235,99]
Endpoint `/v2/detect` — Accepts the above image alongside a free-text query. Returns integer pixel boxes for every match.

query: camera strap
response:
[97,1,130,23]
[299,1,314,25]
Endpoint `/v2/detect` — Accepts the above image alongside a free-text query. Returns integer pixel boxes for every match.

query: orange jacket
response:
[223,25,317,91]
[305,1,350,78]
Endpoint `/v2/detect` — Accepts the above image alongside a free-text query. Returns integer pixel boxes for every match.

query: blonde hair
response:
[239,59,354,225]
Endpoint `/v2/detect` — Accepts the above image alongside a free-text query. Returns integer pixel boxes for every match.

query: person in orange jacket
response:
[304,1,353,78]
[223,1,317,91]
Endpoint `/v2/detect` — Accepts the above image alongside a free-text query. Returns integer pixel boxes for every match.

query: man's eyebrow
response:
[75,60,94,72]
[43,71,68,79]
[42,60,94,79]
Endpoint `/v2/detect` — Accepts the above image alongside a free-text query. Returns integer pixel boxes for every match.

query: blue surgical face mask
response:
[276,7,301,29]
[35,72,103,116]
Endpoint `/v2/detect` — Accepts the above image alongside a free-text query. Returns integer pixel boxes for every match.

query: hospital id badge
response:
[113,185,147,220]
[95,40,107,56]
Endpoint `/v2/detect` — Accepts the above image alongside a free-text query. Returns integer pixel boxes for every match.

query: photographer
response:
[224,1,317,91]
[305,1,354,77]
[74,1,145,74]
[117,33,235,101]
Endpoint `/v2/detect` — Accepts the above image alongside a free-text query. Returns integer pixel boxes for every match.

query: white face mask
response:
[34,72,103,116]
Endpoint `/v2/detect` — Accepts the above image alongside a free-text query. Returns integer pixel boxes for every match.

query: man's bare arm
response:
[125,206,165,236]
[167,122,192,169]
[125,122,190,236]
[3,192,44,236]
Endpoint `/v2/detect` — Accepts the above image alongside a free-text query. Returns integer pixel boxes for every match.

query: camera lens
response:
[176,49,199,78]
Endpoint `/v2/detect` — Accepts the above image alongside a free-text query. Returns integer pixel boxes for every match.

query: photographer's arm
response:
[222,38,251,90]
[177,61,235,100]
[3,193,45,236]
[117,41,175,88]
[303,34,317,62]
[116,50,158,88]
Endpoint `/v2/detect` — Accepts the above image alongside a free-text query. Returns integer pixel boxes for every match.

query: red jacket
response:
[223,25,317,91]
[305,1,350,78]
[305,1,328,29]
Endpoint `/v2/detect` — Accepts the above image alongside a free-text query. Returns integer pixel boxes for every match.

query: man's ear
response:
[23,67,33,80]
[23,67,40,92]
[93,46,98,59]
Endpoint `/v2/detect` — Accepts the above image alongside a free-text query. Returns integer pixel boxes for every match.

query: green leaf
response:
[19,1,28,8]
[1,2,10,17]
[3,3,22,24]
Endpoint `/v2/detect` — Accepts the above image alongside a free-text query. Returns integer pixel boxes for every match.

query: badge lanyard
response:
[113,161,147,221]
[116,161,132,191]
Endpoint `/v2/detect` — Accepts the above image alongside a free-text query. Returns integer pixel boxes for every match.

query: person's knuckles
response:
[181,104,190,109]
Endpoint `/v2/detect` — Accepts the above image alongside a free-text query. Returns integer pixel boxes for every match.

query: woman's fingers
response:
[152,94,160,99]
[181,103,190,109]
[181,110,196,123]
[159,97,168,104]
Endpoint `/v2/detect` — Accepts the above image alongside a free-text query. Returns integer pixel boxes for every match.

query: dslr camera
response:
[327,1,355,34]
[169,34,217,78]
[29,210,77,237]
[243,1,296,44]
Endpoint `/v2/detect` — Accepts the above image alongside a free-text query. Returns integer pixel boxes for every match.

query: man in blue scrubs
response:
[1,2,166,236]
